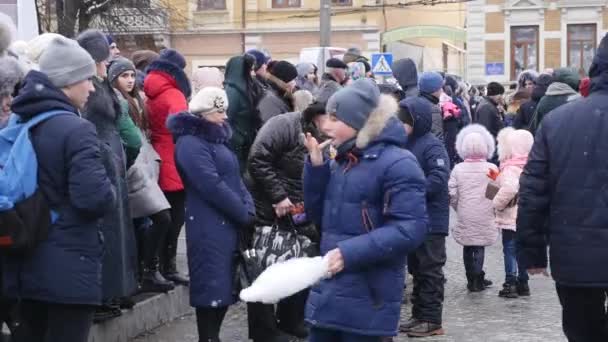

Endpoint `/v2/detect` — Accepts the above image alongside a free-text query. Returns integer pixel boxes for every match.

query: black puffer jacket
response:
[517,34,608,287]
[247,111,324,230]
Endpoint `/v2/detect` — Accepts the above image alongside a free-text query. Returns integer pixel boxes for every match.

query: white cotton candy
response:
[240,256,329,304]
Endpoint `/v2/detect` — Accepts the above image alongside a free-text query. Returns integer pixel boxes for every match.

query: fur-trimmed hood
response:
[497,127,534,163]
[167,112,232,144]
[455,124,495,160]
[355,94,405,150]
[145,59,192,99]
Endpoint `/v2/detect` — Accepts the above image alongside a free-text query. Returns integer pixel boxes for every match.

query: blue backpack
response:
[0,110,67,255]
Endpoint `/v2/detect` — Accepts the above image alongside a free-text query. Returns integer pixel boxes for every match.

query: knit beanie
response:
[26,33,64,65]
[159,48,186,69]
[326,58,348,69]
[418,72,444,94]
[246,49,270,71]
[348,62,366,81]
[108,57,136,85]
[0,12,15,56]
[189,87,229,116]
[487,82,505,96]
[0,55,23,97]
[132,50,159,71]
[296,63,314,78]
[39,37,96,88]
[76,29,110,63]
[192,67,224,93]
[269,61,298,83]
[331,78,380,131]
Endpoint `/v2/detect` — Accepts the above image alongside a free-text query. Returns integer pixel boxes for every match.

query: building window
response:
[198,0,226,10]
[272,0,301,8]
[568,24,597,76]
[510,26,539,80]
[332,0,352,6]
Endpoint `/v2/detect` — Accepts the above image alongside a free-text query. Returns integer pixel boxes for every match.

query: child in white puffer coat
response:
[494,127,534,298]
[449,124,499,292]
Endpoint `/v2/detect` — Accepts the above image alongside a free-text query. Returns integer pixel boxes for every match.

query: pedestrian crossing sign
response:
[371,53,393,76]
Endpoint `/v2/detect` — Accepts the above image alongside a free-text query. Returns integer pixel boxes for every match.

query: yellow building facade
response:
[467,0,608,84]
[158,0,466,75]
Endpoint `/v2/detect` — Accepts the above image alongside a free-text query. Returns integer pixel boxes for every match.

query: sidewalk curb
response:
[88,286,192,342]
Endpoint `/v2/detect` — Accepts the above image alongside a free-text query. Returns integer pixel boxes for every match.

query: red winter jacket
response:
[144,69,188,192]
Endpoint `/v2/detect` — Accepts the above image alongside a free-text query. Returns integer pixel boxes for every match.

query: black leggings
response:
[162,191,186,266]
[13,300,95,342]
[196,307,228,342]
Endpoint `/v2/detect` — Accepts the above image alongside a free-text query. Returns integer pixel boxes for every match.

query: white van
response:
[299,47,347,76]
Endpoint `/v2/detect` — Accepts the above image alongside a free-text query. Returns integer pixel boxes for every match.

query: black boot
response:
[141,257,175,293]
[466,272,475,291]
[480,271,493,287]
[399,318,420,333]
[498,282,518,298]
[517,281,531,296]
[406,321,445,337]
[468,274,485,292]
[163,248,190,286]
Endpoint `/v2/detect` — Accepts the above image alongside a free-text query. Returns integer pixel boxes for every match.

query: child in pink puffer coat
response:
[494,127,534,298]
[449,124,499,292]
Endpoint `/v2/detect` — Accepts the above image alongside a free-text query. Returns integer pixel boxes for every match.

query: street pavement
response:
[132,213,566,342]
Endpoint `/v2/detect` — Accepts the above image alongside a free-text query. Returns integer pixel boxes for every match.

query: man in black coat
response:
[246,101,328,342]
[475,82,505,138]
[517,33,608,342]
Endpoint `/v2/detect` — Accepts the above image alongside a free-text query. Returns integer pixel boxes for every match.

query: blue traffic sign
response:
[371,53,394,76]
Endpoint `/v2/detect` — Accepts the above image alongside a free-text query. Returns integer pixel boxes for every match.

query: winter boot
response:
[163,253,190,285]
[141,265,175,293]
[468,274,485,292]
[517,281,531,296]
[279,321,309,339]
[480,271,493,287]
[498,282,519,298]
[253,332,291,342]
[161,232,190,285]
[466,272,475,291]
[406,321,445,338]
[399,318,420,333]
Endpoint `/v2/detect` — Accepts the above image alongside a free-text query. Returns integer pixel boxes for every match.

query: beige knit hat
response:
[189,87,229,116]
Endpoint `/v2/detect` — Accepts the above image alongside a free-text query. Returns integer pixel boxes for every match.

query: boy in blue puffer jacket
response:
[396,96,450,337]
[303,78,429,341]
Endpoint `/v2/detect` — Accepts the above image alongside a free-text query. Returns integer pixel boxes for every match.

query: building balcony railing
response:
[92,7,169,34]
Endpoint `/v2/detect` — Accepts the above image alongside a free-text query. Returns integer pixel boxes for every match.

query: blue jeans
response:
[309,327,382,342]
[502,230,529,284]
[463,246,485,275]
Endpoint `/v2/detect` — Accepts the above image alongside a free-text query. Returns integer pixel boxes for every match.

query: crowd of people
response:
[0,10,607,342]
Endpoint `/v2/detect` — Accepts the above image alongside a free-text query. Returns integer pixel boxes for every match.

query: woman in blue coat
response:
[303,79,429,341]
[168,87,255,342]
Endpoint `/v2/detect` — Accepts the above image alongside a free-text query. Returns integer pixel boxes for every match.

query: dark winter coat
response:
[144,59,190,192]
[392,58,419,99]
[247,111,323,227]
[516,83,608,287]
[532,82,581,134]
[475,97,504,138]
[303,97,429,336]
[225,56,264,173]
[169,113,255,308]
[257,80,293,123]
[419,92,444,141]
[82,77,138,300]
[3,71,115,305]
[402,98,450,235]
